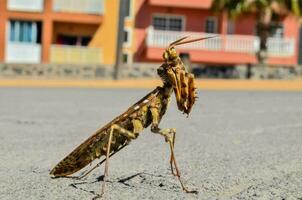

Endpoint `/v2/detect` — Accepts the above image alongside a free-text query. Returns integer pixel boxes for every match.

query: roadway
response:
[0,88,302,199]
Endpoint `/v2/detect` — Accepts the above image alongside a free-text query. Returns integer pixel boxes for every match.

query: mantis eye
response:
[169,48,177,59]
[163,51,169,60]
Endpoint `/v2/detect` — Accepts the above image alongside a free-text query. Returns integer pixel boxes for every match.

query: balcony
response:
[267,37,295,57]
[5,42,41,63]
[53,0,104,15]
[50,45,103,65]
[146,28,295,63]
[149,0,212,9]
[7,0,44,12]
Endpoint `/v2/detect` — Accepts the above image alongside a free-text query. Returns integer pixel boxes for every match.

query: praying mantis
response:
[50,36,216,198]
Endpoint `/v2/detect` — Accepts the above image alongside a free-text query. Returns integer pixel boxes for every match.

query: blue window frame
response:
[9,20,38,43]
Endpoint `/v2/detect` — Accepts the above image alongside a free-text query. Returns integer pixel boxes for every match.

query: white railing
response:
[5,42,41,63]
[50,45,103,64]
[53,0,104,15]
[147,28,222,50]
[267,37,295,57]
[147,28,295,57]
[225,35,259,53]
[7,0,44,12]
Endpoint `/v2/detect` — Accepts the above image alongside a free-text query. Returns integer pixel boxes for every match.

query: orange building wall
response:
[282,15,300,64]
[0,0,104,63]
[122,0,136,64]
[89,0,119,65]
[0,0,7,61]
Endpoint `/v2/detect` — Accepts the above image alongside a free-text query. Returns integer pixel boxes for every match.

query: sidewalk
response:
[0,79,302,91]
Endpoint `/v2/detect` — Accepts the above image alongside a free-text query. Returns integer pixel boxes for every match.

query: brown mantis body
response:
[50,36,215,198]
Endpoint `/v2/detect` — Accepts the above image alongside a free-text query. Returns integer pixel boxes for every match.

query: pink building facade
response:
[134,0,300,67]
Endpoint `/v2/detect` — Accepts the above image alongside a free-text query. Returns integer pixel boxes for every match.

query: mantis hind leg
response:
[95,123,141,199]
[68,144,128,180]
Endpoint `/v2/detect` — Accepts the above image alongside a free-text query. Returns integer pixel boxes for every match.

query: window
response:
[81,36,91,46]
[153,17,167,30]
[270,24,284,38]
[9,20,41,43]
[122,53,128,64]
[124,30,128,43]
[123,27,132,47]
[56,35,91,46]
[205,17,217,33]
[227,20,235,34]
[256,23,284,38]
[153,15,184,31]
[125,0,131,18]
[122,52,133,64]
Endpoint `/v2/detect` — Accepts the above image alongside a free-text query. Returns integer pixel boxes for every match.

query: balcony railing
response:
[147,29,222,51]
[53,0,104,15]
[267,37,295,57]
[7,0,44,12]
[147,28,295,57]
[224,35,259,53]
[50,45,103,64]
[6,42,41,64]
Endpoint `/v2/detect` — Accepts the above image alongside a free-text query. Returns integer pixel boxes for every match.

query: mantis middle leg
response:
[150,107,197,193]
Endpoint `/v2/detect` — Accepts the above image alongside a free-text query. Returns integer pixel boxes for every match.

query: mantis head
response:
[157,35,216,115]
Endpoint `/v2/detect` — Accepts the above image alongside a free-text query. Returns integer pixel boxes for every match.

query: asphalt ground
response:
[0,88,302,200]
[1,79,302,91]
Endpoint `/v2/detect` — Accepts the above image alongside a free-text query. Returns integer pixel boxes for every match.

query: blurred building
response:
[134,0,299,68]
[0,0,300,74]
[0,0,121,65]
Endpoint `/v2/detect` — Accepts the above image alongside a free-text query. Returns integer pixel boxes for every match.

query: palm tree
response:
[211,0,301,78]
